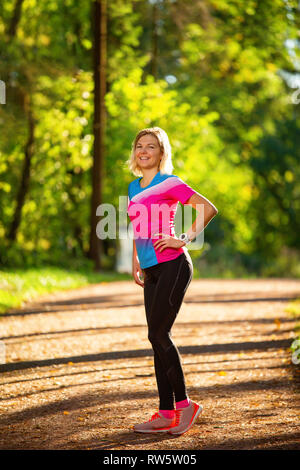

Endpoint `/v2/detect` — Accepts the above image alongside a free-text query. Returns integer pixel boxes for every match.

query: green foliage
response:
[0,71,94,265]
[0,0,299,278]
[0,266,131,313]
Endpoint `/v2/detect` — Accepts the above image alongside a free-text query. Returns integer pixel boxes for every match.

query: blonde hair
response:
[127,127,173,177]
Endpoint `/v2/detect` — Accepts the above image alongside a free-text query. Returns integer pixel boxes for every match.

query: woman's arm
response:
[184,193,218,243]
[153,193,218,252]
[132,239,144,288]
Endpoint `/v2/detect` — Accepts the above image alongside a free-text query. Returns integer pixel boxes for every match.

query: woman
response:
[127,127,218,435]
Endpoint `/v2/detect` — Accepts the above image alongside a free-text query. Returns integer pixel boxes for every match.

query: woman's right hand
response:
[132,259,144,288]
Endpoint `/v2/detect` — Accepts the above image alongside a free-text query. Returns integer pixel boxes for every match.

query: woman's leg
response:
[143,253,193,410]
[143,270,174,410]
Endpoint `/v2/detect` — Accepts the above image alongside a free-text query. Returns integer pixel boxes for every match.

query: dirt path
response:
[0,278,299,450]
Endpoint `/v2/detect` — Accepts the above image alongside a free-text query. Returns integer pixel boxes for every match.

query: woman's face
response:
[135,134,163,171]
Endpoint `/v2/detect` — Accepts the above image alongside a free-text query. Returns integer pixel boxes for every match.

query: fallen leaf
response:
[63,411,70,415]
[274,318,281,329]
[218,371,227,376]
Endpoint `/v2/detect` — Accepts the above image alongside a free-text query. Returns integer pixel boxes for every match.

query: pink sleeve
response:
[167,177,197,204]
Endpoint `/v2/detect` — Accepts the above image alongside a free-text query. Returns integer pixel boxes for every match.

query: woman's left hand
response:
[153,233,186,252]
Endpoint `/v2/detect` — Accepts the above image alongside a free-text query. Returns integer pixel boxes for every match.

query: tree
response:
[3,0,35,242]
[89,0,107,270]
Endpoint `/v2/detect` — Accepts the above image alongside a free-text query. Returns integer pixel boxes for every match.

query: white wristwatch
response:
[179,233,191,245]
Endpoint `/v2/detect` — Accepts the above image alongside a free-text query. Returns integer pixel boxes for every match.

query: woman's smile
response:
[135,134,162,169]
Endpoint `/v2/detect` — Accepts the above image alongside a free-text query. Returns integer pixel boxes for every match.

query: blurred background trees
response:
[0,0,299,278]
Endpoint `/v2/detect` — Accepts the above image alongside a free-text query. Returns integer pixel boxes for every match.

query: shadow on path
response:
[3,292,299,317]
[0,338,291,373]
[0,377,292,427]
[0,317,295,341]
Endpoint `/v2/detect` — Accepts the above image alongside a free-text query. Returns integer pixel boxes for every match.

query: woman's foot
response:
[133,412,176,433]
[168,401,203,435]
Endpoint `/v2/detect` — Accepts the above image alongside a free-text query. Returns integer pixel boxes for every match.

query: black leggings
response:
[142,252,193,410]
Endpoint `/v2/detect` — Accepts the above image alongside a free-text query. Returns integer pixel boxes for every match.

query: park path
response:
[0,278,299,450]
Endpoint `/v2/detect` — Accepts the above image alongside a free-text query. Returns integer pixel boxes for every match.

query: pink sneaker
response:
[168,401,203,435]
[133,412,176,433]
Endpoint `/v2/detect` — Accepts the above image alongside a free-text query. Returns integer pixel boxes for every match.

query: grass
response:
[0,261,252,315]
[1,261,299,316]
[0,266,131,314]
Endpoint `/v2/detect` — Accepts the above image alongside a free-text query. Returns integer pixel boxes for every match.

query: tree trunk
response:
[5,0,34,243]
[7,92,35,241]
[6,0,25,37]
[89,0,107,270]
[151,1,159,78]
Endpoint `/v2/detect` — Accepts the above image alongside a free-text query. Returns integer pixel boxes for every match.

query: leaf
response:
[274,318,281,329]
[218,371,227,376]
[63,411,70,415]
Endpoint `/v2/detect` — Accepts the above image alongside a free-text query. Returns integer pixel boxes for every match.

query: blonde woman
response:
[127,127,218,435]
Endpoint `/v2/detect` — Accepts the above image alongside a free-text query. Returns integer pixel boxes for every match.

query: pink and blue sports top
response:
[127,171,197,269]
